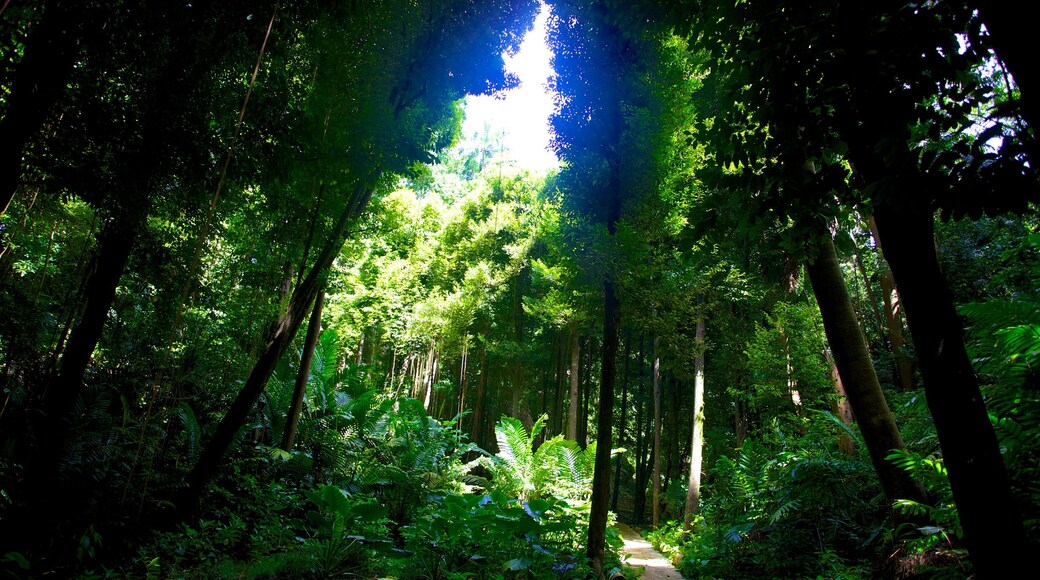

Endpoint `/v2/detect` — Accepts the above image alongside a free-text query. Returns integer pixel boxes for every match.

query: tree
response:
[175,0,540,516]
[683,305,704,530]
[280,286,324,451]
[681,0,1035,571]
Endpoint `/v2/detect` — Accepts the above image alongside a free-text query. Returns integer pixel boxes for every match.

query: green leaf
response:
[350,502,389,522]
[504,557,533,571]
[2,552,30,570]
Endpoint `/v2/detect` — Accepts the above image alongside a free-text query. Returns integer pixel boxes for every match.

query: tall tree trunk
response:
[651,336,662,528]
[734,393,748,447]
[868,215,914,390]
[826,349,857,456]
[684,313,706,530]
[566,326,580,440]
[587,278,619,577]
[611,329,631,512]
[0,2,82,215]
[633,334,647,523]
[805,234,926,505]
[279,286,324,452]
[176,183,373,517]
[579,338,592,447]
[456,345,468,429]
[849,234,885,344]
[470,342,487,447]
[46,210,141,439]
[873,203,1025,574]
[553,331,566,434]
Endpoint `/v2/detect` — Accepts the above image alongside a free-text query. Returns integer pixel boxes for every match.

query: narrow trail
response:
[616,523,685,579]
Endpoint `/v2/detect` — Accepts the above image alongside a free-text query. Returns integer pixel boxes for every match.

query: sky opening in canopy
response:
[455,2,559,173]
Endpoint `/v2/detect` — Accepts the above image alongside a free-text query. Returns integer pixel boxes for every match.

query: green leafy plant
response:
[489,414,595,501]
[303,485,392,577]
[400,491,592,579]
[887,449,963,553]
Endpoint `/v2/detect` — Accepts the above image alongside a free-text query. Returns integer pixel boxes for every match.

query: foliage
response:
[400,491,593,579]
[887,450,963,555]
[302,485,393,576]
[488,415,596,502]
[652,439,885,578]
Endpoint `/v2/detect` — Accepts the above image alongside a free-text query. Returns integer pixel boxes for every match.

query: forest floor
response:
[616,523,685,579]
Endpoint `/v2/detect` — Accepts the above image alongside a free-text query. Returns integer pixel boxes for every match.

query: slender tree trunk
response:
[873,203,1025,574]
[734,395,748,447]
[611,329,631,512]
[553,331,566,434]
[651,336,662,528]
[826,349,857,456]
[684,313,706,530]
[566,326,580,440]
[805,235,926,505]
[470,343,487,447]
[850,235,885,344]
[868,215,914,390]
[511,272,525,416]
[579,338,592,447]
[633,334,646,523]
[46,211,141,431]
[456,345,468,429]
[176,183,373,517]
[279,286,324,452]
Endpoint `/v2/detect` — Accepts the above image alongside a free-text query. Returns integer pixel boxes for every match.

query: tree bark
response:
[873,203,1025,574]
[46,210,141,439]
[566,326,580,440]
[633,334,647,523]
[867,215,914,390]
[805,234,926,505]
[826,349,857,456]
[651,336,662,528]
[611,329,631,512]
[684,313,705,530]
[734,394,748,448]
[279,286,324,452]
[176,183,373,517]
[849,235,885,344]
[587,277,619,577]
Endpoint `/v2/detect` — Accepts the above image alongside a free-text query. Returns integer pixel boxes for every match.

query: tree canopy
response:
[1,1,1037,577]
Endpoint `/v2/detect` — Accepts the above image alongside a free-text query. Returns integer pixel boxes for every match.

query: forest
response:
[1,0,1037,578]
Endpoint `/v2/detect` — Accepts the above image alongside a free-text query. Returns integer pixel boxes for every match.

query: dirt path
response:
[616,523,685,579]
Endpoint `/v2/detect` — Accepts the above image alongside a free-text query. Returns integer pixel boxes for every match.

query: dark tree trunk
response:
[579,337,592,447]
[972,1,1039,136]
[651,336,662,527]
[805,234,927,505]
[868,215,914,390]
[873,203,1025,574]
[552,331,565,434]
[0,2,82,215]
[176,184,373,517]
[734,395,748,447]
[587,278,619,577]
[633,334,647,523]
[279,286,324,452]
[567,326,580,440]
[611,329,631,512]
[471,342,488,447]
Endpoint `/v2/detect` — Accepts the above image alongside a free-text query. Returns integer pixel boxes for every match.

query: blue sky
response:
[456,4,559,173]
